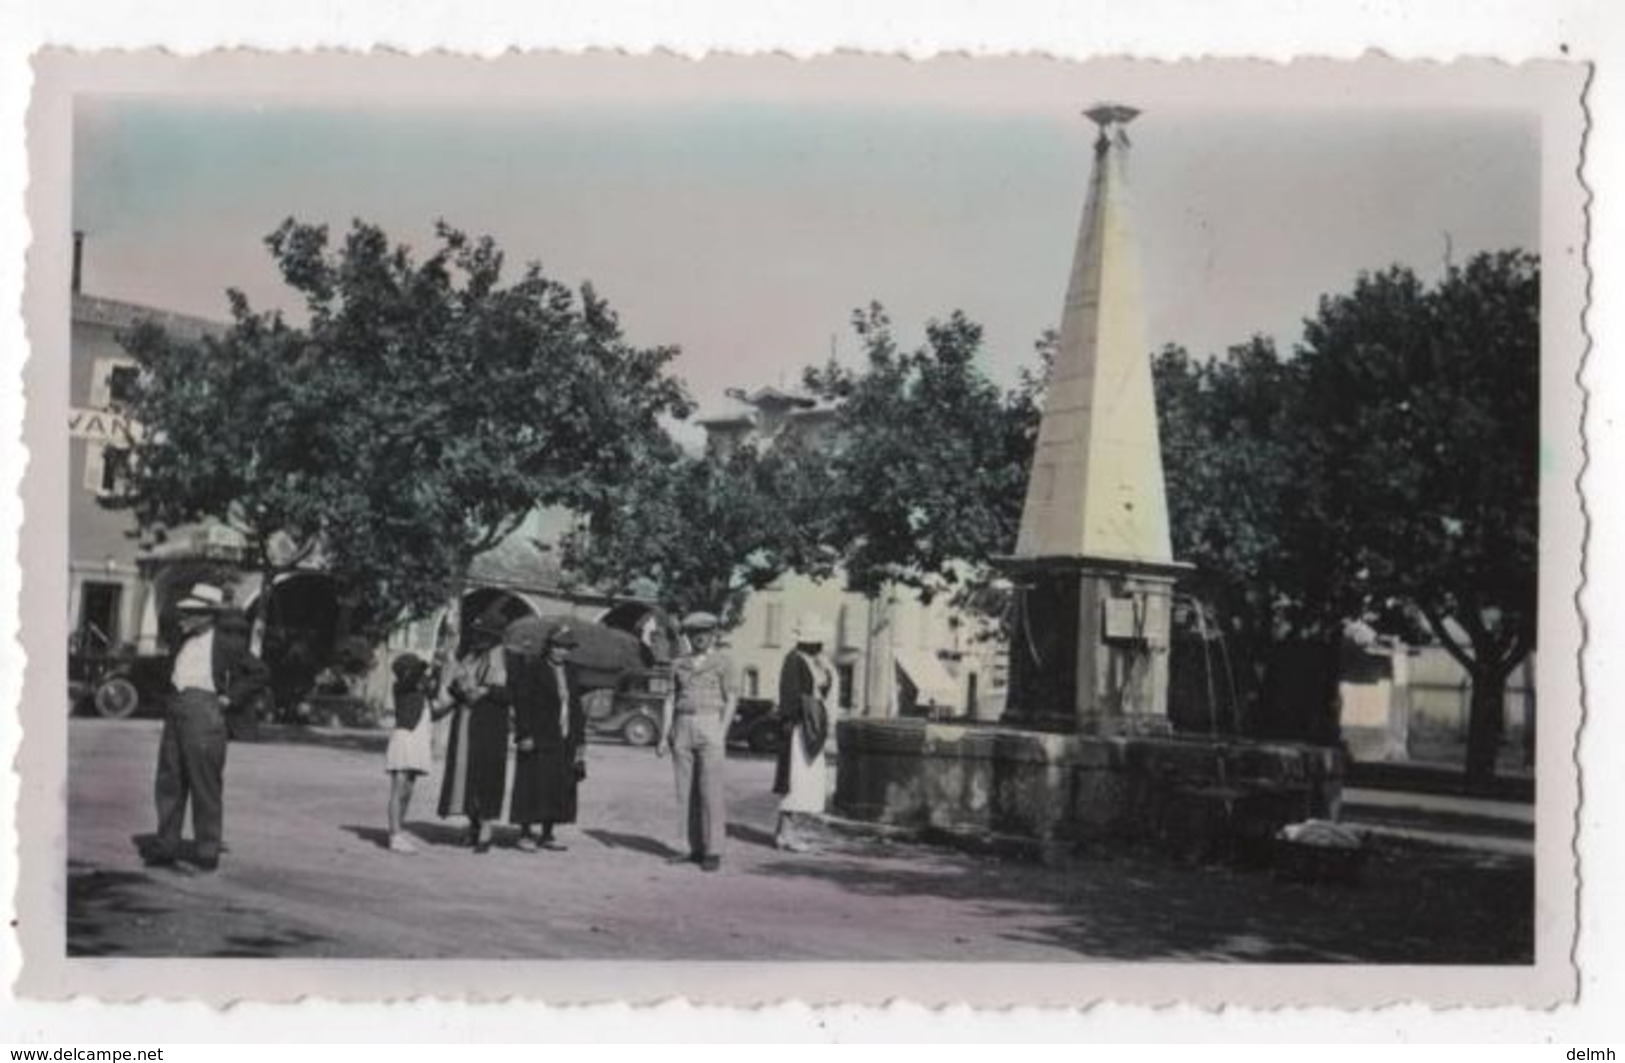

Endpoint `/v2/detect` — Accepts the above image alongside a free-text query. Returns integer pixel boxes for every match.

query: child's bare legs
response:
[387,771,418,853]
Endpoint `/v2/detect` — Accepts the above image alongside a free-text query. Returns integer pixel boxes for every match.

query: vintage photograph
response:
[19,53,1586,1004]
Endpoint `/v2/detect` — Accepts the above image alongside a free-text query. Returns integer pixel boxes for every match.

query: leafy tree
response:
[112,219,692,638]
[560,438,838,626]
[1296,251,1539,783]
[1154,338,1348,742]
[1153,251,1539,780]
[801,304,1033,601]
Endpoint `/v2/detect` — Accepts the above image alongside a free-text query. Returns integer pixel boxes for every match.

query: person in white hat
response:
[145,582,267,872]
[773,613,836,852]
[659,611,737,871]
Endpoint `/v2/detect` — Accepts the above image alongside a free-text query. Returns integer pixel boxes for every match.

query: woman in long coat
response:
[773,614,834,852]
[436,610,511,853]
[508,625,587,851]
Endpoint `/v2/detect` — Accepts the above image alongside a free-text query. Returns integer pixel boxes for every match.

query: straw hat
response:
[175,583,224,614]
[791,613,833,645]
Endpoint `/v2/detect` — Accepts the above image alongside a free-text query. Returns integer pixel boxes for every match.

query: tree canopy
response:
[800,304,1037,601]
[564,303,1038,628]
[560,437,838,626]
[112,219,692,634]
[1154,251,1539,779]
[1296,251,1539,780]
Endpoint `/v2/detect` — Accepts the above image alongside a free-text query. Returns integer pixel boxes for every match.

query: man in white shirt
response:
[146,582,264,872]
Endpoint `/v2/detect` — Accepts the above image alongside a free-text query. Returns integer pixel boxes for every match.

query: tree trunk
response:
[1314,632,1344,747]
[862,587,897,718]
[1464,663,1510,787]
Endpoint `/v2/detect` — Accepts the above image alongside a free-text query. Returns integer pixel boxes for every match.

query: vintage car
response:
[727,696,784,754]
[68,639,173,718]
[503,608,674,747]
[584,667,668,747]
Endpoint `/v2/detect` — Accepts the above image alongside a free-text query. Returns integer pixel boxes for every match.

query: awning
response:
[138,521,250,563]
[894,649,960,708]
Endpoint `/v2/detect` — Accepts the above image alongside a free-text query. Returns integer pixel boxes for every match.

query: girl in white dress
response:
[384,653,438,853]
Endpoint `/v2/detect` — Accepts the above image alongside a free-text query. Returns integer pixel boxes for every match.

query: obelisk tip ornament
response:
[1014,102,1173,565]
[1084,103,1141,129]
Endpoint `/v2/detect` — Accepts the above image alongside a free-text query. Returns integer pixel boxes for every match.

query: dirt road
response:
[67,719,1533,961]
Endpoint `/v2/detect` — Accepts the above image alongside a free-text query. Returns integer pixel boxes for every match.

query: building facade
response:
[1338,634,1535,768]
[698,386,1009,720]
[68,291,229,661]
[66,283,650,719]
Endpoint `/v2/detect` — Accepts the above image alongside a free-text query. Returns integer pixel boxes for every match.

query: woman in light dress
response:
[773,614,835,852]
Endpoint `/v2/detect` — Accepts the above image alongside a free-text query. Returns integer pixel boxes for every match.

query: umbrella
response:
[502,614,646,692]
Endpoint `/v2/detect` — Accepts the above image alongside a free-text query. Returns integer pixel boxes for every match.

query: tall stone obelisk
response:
[999,104,1186,733]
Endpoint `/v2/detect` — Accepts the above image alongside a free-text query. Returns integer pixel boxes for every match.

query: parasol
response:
[502,614,646,692]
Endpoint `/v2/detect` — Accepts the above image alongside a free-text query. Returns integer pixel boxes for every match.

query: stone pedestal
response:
[997,555,1187,734]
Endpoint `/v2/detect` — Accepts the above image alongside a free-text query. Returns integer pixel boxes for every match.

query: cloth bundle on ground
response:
[1277,819,1364,849]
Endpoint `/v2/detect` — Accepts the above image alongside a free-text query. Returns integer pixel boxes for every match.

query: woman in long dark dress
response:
[436,615,511,853]
[509,626,586,851]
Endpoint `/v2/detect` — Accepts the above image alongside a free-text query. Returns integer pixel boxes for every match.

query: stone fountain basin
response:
[831,717,1345,864]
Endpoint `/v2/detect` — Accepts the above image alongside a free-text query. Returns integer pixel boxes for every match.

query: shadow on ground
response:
[129,831,231,865]
[726,822,778,850]
[208,927,329,958]
[750,836,1534,963]
[583,828,679,858]
[248,725,390,755]
[341,824,393,851]
[68,863,174,956]
[69,859,337,958]
[396,820,475,850]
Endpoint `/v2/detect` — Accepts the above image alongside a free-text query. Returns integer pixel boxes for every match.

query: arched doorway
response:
[455,588,536,656]
[596,601,677,665]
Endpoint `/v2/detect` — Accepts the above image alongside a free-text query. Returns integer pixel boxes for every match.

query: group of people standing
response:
[145,583,838,875]
[383,602,586,856]
[386,606,838,870]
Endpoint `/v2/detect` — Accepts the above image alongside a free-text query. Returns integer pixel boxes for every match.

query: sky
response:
[70,57,1542,436]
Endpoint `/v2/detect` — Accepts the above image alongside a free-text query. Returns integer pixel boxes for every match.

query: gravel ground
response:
[66,718,1534,962]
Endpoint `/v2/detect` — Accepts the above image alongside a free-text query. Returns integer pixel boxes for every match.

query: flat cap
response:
[680,611,720,633]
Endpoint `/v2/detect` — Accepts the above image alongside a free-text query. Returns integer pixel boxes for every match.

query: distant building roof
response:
[468,532,567,592]
[696,384,840,432]
[73,293,226,345]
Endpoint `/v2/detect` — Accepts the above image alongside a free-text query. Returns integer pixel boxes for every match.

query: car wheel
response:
[622,714,658,747]
[93,676,141,719]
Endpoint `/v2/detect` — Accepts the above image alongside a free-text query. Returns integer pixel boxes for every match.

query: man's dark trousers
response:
[153,689,228,864]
